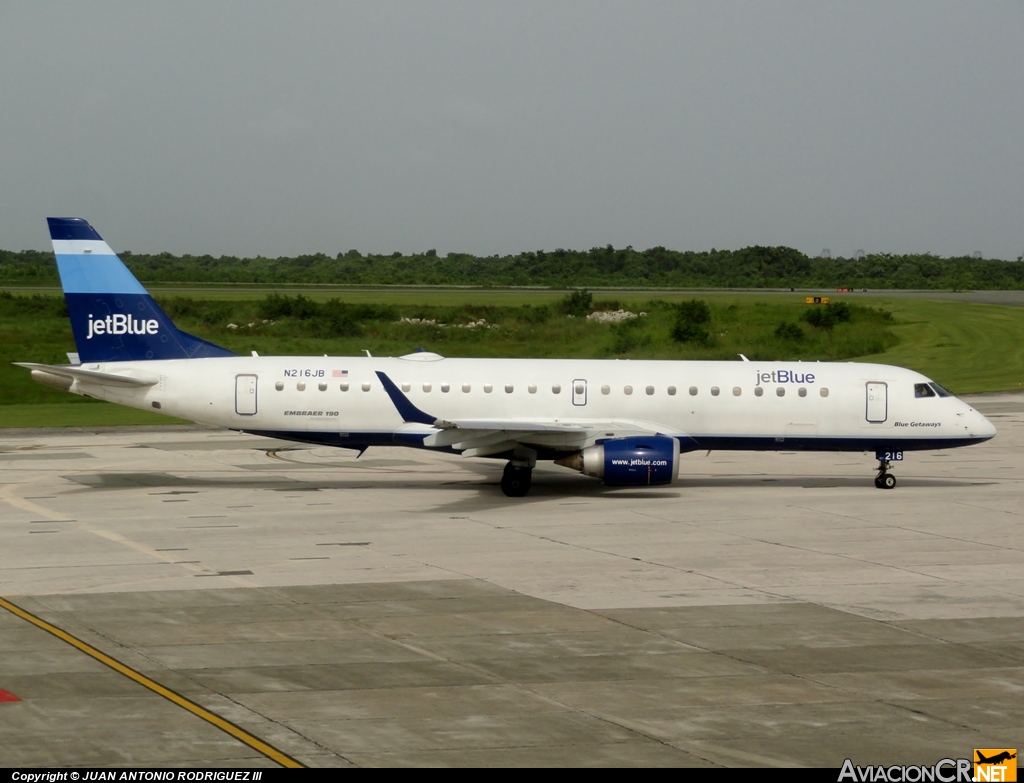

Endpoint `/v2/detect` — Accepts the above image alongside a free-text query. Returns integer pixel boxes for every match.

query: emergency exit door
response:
[572,379,587,406]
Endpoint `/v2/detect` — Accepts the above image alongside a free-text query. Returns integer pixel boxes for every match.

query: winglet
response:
[375,371,440,426]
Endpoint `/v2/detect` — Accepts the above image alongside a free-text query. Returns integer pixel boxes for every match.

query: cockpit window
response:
[929,383,952,398]
[914,383,936,398]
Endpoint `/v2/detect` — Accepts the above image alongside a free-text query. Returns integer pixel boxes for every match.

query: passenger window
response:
[422,383,431,392]
[575,384,585,395]
[505,384,513,393]
[297,382,306,391]
[362,382,371,392]
[401,382,411,392]
[552,384,561,394]
[689,386,698,396]
[318,382,327,392]
[915,383,936,398]
[754,387,763,397]
[732,387,741,396]
[798,387,807,397]
[624,385,633,395]
[275,381,284,391]
[441,383,450,393]
[484,384,493,393]
[820,388,829,397]
[462,384,471,393]
[710,387,720,396]
[776,387,785,397]
[528,385,537,394]
[646,386,655,395]
[340,382,349,392]
[601,385,610,395]
[667,386,676,396]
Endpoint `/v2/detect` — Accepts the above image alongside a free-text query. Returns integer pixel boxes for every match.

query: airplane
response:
[976,752,1016,765]
[16,217,997,497]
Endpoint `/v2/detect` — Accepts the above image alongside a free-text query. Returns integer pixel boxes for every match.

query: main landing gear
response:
[501,462,533,497]
[874,459,896,490]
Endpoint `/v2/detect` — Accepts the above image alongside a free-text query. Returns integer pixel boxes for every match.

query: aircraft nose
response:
[967,407,997,440]
[977,412,997,440]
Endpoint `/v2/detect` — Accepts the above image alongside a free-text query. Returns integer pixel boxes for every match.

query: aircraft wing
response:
[376,371,696,456]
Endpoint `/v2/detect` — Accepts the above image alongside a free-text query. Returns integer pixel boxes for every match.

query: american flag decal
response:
[332,369,348,377]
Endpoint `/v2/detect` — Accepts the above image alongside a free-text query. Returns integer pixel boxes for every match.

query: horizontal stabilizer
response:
[15,362,158,388]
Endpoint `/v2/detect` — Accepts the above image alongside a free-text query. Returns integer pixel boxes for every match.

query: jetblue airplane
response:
[17,218,996,496]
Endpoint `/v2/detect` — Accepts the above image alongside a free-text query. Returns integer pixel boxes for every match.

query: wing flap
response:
[461,441,519,458]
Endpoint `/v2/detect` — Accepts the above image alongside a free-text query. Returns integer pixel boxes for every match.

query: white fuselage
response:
[62,354,996,455]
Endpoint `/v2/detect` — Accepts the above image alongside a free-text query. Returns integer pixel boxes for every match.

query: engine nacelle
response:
[556,435,681,486]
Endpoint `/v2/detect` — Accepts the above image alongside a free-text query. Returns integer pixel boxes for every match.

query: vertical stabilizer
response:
[48,217,234,362]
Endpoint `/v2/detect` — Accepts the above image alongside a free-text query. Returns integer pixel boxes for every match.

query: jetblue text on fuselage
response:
[86,313,159,340]
[755,369,816,386]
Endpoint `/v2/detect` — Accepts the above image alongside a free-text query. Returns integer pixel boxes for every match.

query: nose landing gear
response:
[874,459,896,489]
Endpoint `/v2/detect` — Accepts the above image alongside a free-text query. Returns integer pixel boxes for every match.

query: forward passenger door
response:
[865,382,887,423]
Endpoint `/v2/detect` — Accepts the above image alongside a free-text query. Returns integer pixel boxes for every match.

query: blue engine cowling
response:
[566,435,681,486]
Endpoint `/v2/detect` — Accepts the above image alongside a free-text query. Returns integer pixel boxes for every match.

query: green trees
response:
[670,300,713,346]
[255,294,397,337]
[559,289,593,317]
[803,301,852,331]
[774,321,805,342]
[3,244,1023,289]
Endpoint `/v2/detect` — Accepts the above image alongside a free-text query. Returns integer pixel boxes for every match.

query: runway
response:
[1,394,1022,767]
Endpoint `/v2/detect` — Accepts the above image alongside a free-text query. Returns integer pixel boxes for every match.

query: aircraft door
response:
[572,379,587,406]
[235,374,258,415]
[865,382,887,423]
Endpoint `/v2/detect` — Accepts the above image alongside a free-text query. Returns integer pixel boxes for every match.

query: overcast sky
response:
[2,2,1021,259]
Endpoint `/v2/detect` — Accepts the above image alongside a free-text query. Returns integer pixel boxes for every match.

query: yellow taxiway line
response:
[0,595,304,768]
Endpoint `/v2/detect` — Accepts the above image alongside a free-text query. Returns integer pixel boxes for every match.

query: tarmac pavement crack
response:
[782,502,1023,553]
[459,512,783,596]
[0,597,306,768]
[1,475,262,589]
[952,500,1023,518]
[870,698,981,734]
[205,691,354,767]
[641,504,1020,604]
[265,584,719,763]
[32,598,346,766]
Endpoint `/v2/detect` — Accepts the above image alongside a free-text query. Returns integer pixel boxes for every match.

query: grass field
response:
[854,297,1024,393]
[2,289,1022,428]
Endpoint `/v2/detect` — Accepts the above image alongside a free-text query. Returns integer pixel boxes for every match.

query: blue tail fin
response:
[48,218,235,362]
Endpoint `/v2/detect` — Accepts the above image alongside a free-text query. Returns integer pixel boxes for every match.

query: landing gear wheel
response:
[501,463,532,497]
[874,458,896,490]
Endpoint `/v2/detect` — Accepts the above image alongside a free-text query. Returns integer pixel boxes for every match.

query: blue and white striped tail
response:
[48,218,234,362]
